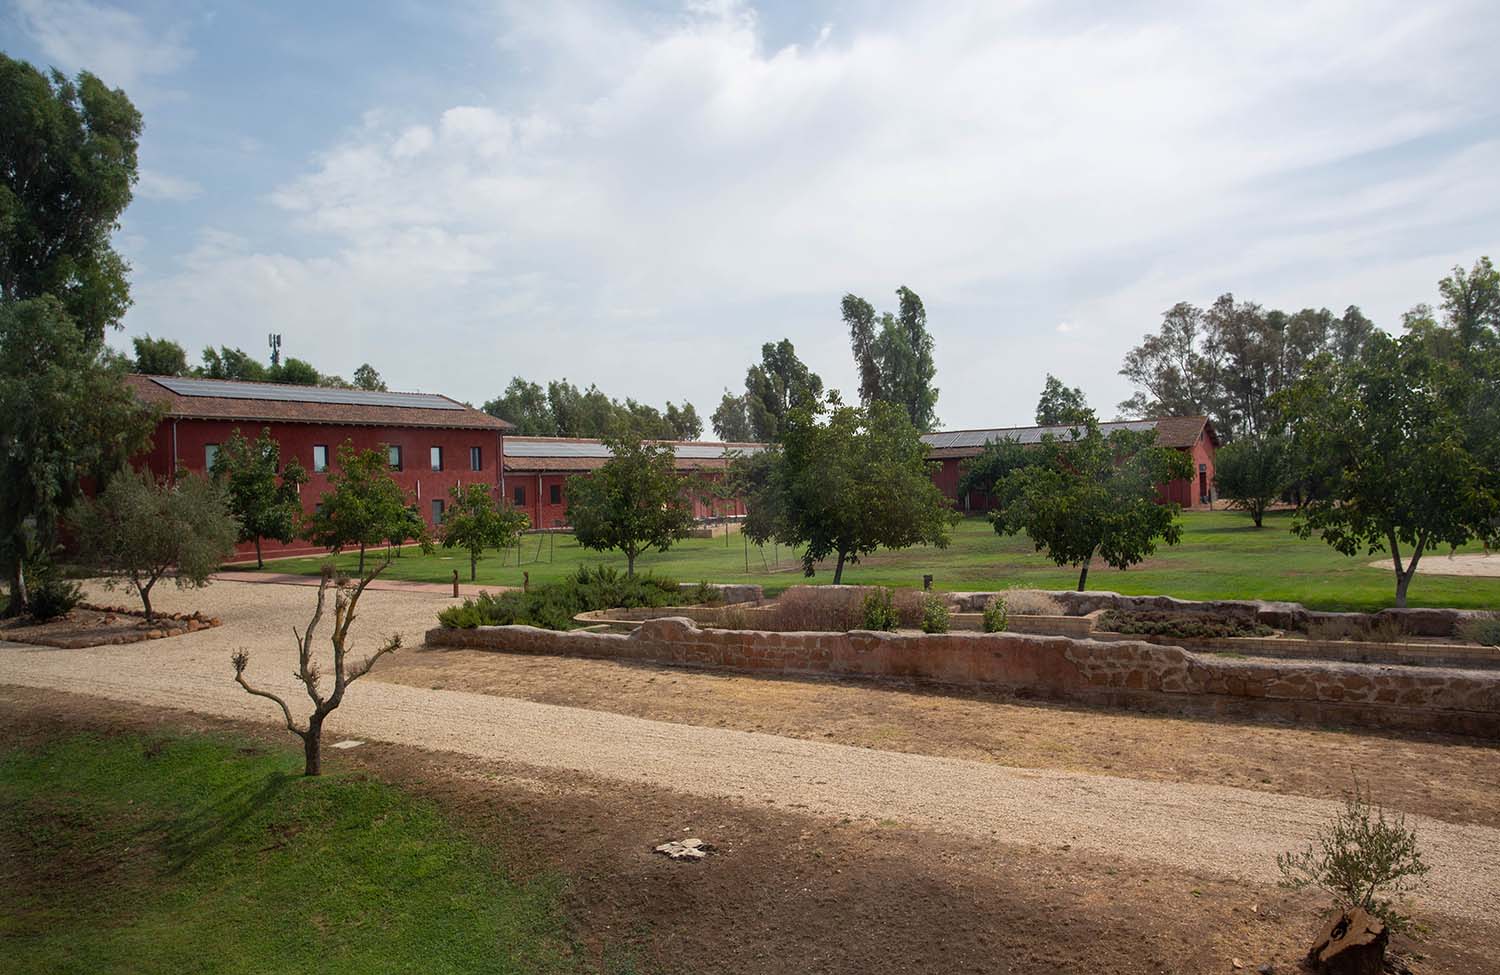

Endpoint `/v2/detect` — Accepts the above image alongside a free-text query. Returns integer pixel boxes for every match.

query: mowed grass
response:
[0,731,587,975]
[252,510,1500,612]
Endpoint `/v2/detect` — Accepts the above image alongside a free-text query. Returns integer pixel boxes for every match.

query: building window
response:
[204,444,219,470]
[312,444,329,473]
[387,445,402,471]
[514,485,526,507]
[431,498,444,524]
[430,446,443,471]
[469,446,482,471]
[550,484,561,505]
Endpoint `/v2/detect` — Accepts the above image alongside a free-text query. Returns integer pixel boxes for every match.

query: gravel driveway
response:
[2,578,1497,925]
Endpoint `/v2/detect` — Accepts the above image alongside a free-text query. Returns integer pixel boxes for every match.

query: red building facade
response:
[126,375,511,560]
[501,437,763,530]
[923,416,1220,512]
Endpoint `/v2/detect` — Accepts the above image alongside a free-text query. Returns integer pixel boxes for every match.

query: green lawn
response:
[247,510,1500,612]
[0,732,593,975]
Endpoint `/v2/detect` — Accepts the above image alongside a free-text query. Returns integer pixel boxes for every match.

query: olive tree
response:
[741,398,957,583]
[566,433,694,576]
[231,563,400,776]
[440,484,530,580]
[988,421,1193,590]
[68,469,239,619]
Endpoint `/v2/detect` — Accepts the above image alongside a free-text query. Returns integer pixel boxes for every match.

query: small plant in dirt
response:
[982,596,1009,633]
[690,580,724,605]
[1276,785,1429,935]
[861,588,899,631]
[1098,609,1272,639]
[231,561,401,776]
[1458,615,1500,647]
[920,593,950,634]
[1304,616,1410,644]
[26,572,82,621]
[436,567,683,631]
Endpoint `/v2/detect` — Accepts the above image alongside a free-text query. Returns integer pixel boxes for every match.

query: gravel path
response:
[3,578,1498,924]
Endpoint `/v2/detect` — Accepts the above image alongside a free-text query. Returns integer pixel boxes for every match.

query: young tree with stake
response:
[566,433,695,576]
[440,484,530,580]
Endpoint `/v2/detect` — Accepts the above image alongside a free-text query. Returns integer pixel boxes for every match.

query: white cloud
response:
[136,169,203,202]
[13,0,193,92]
[124,0,1500,426]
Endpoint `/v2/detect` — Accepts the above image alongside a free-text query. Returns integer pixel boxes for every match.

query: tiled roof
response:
[922,416,1215,458]
[125,374,511,431]
[502,437,765,473]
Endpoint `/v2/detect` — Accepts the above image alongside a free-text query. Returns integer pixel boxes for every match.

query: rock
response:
[654,838,714,861]
[1307,908,1387,975]
[1258,964,1275,974]
[1232,959,1243,970]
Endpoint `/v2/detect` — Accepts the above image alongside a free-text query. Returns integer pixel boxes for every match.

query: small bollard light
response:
[451,569,459,597]
[922,574,933,591]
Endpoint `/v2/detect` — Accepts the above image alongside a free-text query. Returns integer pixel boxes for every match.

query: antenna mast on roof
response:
[268,333,282,368]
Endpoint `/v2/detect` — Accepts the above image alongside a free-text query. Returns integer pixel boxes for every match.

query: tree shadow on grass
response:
[161,770,295,873]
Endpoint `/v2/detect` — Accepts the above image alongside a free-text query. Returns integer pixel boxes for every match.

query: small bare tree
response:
[230,563,400,775]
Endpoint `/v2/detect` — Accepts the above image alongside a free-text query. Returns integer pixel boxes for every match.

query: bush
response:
[861,588,898,631]
[28,575,82,621]
[982,596,1009,633]
[1000,589,1066,616]
[1097,609,1273,639]
[1305,616,1410,644]
[920,593,950,634]
[689,580,724,605]
[437,569,684,631]
[1458,615,1500,647]
[1277,785,1429,935]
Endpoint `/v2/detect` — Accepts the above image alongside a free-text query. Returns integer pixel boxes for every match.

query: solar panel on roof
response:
[502,440,764,459]
[154,377,464,410]
[923,420,1161,448]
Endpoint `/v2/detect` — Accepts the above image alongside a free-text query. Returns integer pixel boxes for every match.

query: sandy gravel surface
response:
[3,578,1498,925]
[1369,552,1500,577]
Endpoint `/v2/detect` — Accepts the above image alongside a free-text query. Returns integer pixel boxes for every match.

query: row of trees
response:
[484,377,702,441]
[130,334,388,391]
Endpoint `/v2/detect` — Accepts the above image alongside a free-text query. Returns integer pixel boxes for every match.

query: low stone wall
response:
[426,617,1500,739]
[949,589,1487,638]
[1089,630,1500,670]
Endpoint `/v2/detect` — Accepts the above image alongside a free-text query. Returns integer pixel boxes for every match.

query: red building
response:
[923,416,1220,512]
[126,375,511,559]
[501,437,764,529]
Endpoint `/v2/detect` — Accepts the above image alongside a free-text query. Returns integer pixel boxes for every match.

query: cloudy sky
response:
[6,0,1498,429]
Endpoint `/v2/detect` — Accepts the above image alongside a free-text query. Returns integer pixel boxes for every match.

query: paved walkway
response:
[3,578,1497,925]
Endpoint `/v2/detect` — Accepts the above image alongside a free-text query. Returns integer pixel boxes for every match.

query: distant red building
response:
[923,416,1220,512]
[501,437,764,530]
[126,375,512,559]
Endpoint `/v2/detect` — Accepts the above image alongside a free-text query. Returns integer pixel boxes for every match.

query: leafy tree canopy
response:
[0,55,141,343]
[565,433,695,576]
[0,297,158,615]
[439,483,529,580]
[69,469,238,619]
[843,287,939,432]
[352,363,386,391]
[210,427,308,568]
[482,376,703,441]
[987,421,1193,590]
[1213,434,1292,528]
[741,398,957,583]
[1034,374,1092,426]
[304,442,413,572]
[1278,333,1500,607]
[131,334,188,376]
[743,339,823,442]
[710,390,755,442]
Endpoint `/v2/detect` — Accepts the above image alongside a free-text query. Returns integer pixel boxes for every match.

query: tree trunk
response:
[626,549,636,577]
[470,553,477,581]
[1252,505,1264,529]
[358,544,366,574]
[139,583,154,621]
[1394,572,1411,609]
[4,558,25,618]
[255,537,264,570]
[302,724,322,776]
[833,550,847,585]
[1077,558,1091,592]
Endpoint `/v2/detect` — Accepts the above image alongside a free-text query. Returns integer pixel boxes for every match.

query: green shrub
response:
[1277,785,1428,935]
[690,580,724,605]
[1097,609,1272,639]
[437,570,685,631]
[1459,615,1500,647]
[982,596,1009,633]
[861,588,898,631]
[28,575,82,621]
[920,593,950,634]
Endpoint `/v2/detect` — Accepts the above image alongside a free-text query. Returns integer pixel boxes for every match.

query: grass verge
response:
[0,731,586,974]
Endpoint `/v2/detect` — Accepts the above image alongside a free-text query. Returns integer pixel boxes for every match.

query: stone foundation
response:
[426,617,1500,739]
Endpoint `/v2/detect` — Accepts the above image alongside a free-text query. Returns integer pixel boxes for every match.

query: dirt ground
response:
[5,688,1491,975]
[0,603,209,649]
[374,646,1500,828]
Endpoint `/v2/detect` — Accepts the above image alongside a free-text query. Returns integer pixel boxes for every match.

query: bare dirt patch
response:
[0,603,219,649]
[4,687,1493,975]
[374,646,1500,828]
[1371,553,1500,577]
